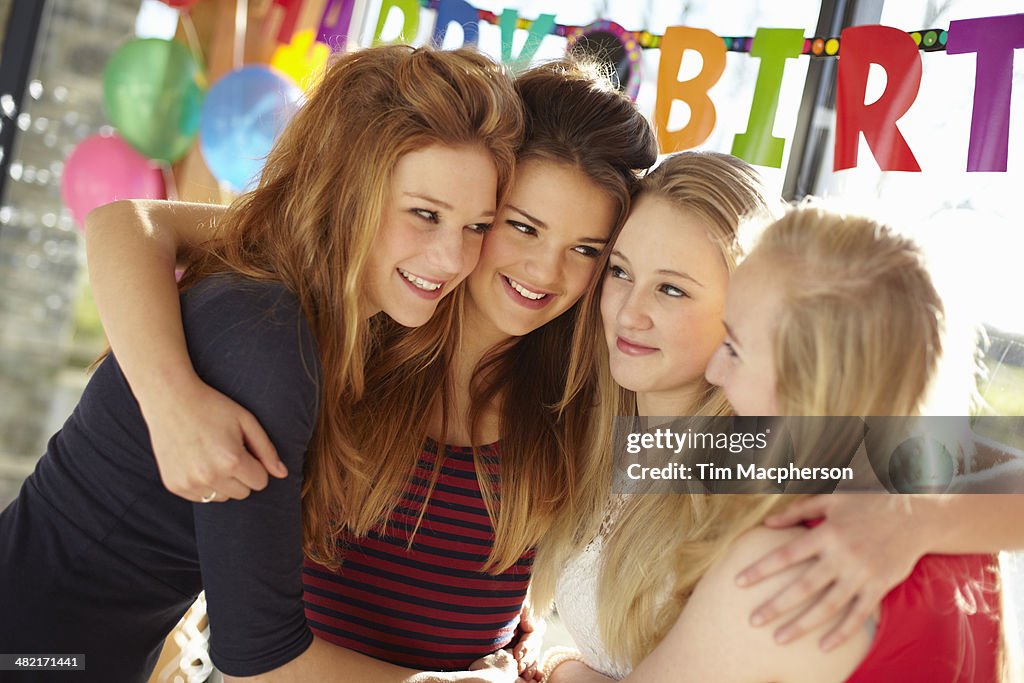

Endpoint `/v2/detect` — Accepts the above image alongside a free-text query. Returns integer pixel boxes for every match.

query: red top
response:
[301,440,533,670]
[845,552,1001,682]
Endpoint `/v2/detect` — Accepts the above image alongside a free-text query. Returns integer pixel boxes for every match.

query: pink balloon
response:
[61,133,166,230]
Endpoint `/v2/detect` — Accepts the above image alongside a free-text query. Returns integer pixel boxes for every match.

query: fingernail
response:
[821,636,838,651]
[775,628,794,644]
[750,612,764,626]
[736,572,751,586]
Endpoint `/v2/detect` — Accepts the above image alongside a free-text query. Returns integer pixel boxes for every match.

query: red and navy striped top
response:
[302,439,534,670]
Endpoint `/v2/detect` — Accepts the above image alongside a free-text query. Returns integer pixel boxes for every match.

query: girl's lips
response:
[500,274,554,311]
[616,336,659,356]
[397,269,445,300]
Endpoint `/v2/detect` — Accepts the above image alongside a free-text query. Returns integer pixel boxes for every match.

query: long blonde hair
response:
[763,207,946,417]
[592,206,959,670]
[531,152,773,626]
[178,45,524,566]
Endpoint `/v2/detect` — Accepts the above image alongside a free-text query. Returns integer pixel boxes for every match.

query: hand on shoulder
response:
[142,370,286,503]
[628,525,873,683]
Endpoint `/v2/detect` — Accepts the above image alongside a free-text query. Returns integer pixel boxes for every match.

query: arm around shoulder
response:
[83,199,226,408]
[85,200,285,501]
[84,199,226,266]
[623,526,872,683]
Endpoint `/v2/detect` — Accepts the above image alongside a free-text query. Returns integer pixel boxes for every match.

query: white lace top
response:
[554,496,635,680]
[555,529,632,679]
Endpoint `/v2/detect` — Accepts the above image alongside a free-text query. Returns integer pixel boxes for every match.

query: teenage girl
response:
[0,45,522,683]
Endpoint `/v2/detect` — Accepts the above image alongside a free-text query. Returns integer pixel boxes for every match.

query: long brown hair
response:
[177,45,524,565]
[345,57,658,574]
[470,59,658,572]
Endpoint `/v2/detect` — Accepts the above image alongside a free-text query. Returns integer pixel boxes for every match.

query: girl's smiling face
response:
[367,143,499,327]
[601,194,730,405]
[465,158,617,338]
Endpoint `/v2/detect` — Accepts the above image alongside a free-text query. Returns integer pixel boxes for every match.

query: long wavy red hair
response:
[177,45,524,565]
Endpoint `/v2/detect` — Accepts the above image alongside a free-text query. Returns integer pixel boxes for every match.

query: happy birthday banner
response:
[274,0,1024,172]
[278,2,1022,172]
[57,1,1020,226]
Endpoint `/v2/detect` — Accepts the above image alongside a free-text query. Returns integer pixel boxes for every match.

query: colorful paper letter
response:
[272,0,304,45]
[654,26,727,152]
[317,0,357,48]
[373,0,420,45]
[834,25,922,171]
[433,0,480,47]
[946,14,1024,172]
[500,9,555,73]
[732,28,804,168]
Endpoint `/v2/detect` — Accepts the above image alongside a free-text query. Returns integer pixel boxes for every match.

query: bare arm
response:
[83,200,284,501]
[736,482,1024,647]
[226,639,520,683]
[84,199,223,407]
[950,436,1024,494]
[620,527,871,683]
[907,493,1024,552]
[546,661,613,683]
[904,436,1024,557]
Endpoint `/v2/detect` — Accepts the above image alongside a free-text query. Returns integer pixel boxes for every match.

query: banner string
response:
[417,0,950,56]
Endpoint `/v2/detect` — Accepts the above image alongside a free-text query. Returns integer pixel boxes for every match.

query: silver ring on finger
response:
[200,490,218,503]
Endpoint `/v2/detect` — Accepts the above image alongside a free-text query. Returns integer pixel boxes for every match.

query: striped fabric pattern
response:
[302,440,534,670]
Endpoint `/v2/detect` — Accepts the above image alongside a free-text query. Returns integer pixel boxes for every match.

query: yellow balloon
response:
[271,30,330,91]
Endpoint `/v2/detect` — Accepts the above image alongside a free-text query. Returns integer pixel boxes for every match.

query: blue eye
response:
[659,284,687,298]
[413,209,439,223]
[508,220,537,236]
[608,264,629,281]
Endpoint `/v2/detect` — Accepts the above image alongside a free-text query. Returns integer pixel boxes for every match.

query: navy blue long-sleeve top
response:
[0,275,320,680]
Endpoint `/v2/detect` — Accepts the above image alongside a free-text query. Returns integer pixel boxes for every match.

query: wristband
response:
[540,646,586,681]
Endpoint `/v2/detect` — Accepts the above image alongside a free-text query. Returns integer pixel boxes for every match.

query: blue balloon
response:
[199,66,303,192]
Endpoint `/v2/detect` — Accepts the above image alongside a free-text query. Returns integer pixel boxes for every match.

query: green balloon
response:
[103,39,204,163]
